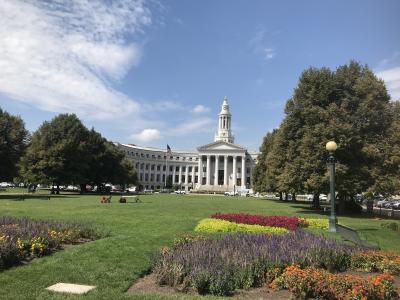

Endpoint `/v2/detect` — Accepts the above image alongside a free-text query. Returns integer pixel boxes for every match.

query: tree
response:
[256,61,394,213]
[0,108,29,182]
[20,114,137,193]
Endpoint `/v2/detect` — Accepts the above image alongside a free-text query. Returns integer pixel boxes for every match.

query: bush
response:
[153,231,357,296]
[211,213,301,230]
[271,265,398,300]
[381,222,399,232]
[0,216,100,271]
[351,251,400,275]
[300,218,329,229]
[194,218,289,235]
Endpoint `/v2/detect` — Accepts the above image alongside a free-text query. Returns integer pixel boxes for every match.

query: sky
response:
[0,0,399,152]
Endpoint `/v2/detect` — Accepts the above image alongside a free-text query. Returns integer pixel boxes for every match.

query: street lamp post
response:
[326,141,338,233]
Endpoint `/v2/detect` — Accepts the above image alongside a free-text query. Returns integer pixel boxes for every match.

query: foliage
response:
[194,218,289,234]
[254,61,398,212]
[271,265,398,300]
[211,213,300,230]
[300,218,329,229]
[153,231,357,296]
[19,114,137,191]
[351,251,400,275]
[0,108,29,182]
[0,216,100,271]
[381,222,399,232]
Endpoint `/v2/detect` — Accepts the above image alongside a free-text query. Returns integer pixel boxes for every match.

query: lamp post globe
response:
[326,140,338,232]
[326,141,338,152]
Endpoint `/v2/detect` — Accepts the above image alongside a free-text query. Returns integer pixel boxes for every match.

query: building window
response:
[195,167,198,172]
[182,166,186,172]
[162,174,165,182]
[156,174,160,182]
[247,167,250,174]
[163,165,166,171]
[175,175,179,182]
[176,157,179,160]
[157,165,161,171]
[181,175,185,182]
[140,163,144,170]
[188,175,192,182]
[195,176,198,183]
[150,174,154,181]
[145,174,148,181]
[169,166,173,172]
[158,155,161,159]
[203,167,206,172]
[140,174,143,181]
[189,166,192,172]
[146,154,149,158]
[175,166,179,172]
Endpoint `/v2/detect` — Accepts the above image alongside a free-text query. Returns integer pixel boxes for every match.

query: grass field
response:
[1,193,399,299]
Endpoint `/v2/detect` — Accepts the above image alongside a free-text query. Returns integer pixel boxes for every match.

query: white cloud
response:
[264,48,276,60]
[0,0,151,120]
[169,118,215,135]
[131,128,161,142]
[192,104,210,114]
[377,67,400,100]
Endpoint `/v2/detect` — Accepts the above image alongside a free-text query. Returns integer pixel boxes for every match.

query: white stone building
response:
[117,97,258,192]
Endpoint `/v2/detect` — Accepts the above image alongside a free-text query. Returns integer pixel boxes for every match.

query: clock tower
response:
[214,96,234,143]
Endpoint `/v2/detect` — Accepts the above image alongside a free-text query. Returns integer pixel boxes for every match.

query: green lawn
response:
[0,193,399,300]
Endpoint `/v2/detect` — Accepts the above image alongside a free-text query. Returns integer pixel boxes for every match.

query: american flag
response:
[166,144,172,155]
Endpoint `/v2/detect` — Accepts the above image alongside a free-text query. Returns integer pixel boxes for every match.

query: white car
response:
[175,190,186,194]
[224,191,238,196]
[126,186,137,192]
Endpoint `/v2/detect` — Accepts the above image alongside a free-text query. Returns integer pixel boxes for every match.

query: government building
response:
[116,97,258,192]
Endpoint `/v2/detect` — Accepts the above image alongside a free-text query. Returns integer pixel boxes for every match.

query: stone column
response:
[172,165,176,184]
[191,165,195,184]
[232,156,237,187]
[223,155,228,185]
[214,155,219,185]
[178,165,182,184]
[185,165,189,185]
[206,155,211,185]
[198,156,202,185]
[241,156,246,188]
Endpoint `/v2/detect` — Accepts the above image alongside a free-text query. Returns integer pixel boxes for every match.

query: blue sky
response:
[0,0,399,152]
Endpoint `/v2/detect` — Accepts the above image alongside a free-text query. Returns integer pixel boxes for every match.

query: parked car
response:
[376,199,390,208]
[126,186,137,193]
[175,190,186,194]
[392,201,400,210]
[224,190,238,196]
[143,188,154,193]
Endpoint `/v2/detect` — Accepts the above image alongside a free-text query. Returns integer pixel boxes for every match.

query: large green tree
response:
[20,114,137,193]
[256,61,395,212]
[0,108,29,181]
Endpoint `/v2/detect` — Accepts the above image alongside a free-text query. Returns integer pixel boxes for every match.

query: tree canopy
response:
[0,108,29,181]
[20,114,136,192]
[253,61,398,208]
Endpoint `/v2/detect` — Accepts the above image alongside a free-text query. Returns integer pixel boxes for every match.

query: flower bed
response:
[0,216,100,271]
[194,218,289,234]
[271,265,398,299]
[153,231,357,296]
[351,251,400,275]
[210,213,328,230]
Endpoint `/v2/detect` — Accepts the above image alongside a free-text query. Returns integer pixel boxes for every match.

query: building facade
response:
[117,97,258,192]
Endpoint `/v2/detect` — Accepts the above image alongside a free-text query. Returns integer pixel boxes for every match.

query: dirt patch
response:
[127,273,292,299]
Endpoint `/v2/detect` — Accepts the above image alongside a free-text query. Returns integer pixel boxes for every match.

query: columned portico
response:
[232,155,237,187]
[214,155,219,185]
[241,155,246,188]
[206,155,211,185]
[223,155,228,185]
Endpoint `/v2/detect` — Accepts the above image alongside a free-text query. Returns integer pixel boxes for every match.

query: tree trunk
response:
[80,183,85,194]
[284,193,288,201]
[338,194,345,214]
[279,192,283,201]
[51,182,55,194]
[312,193,320,209]
[292,192,296,202]
[56,183,60,194]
